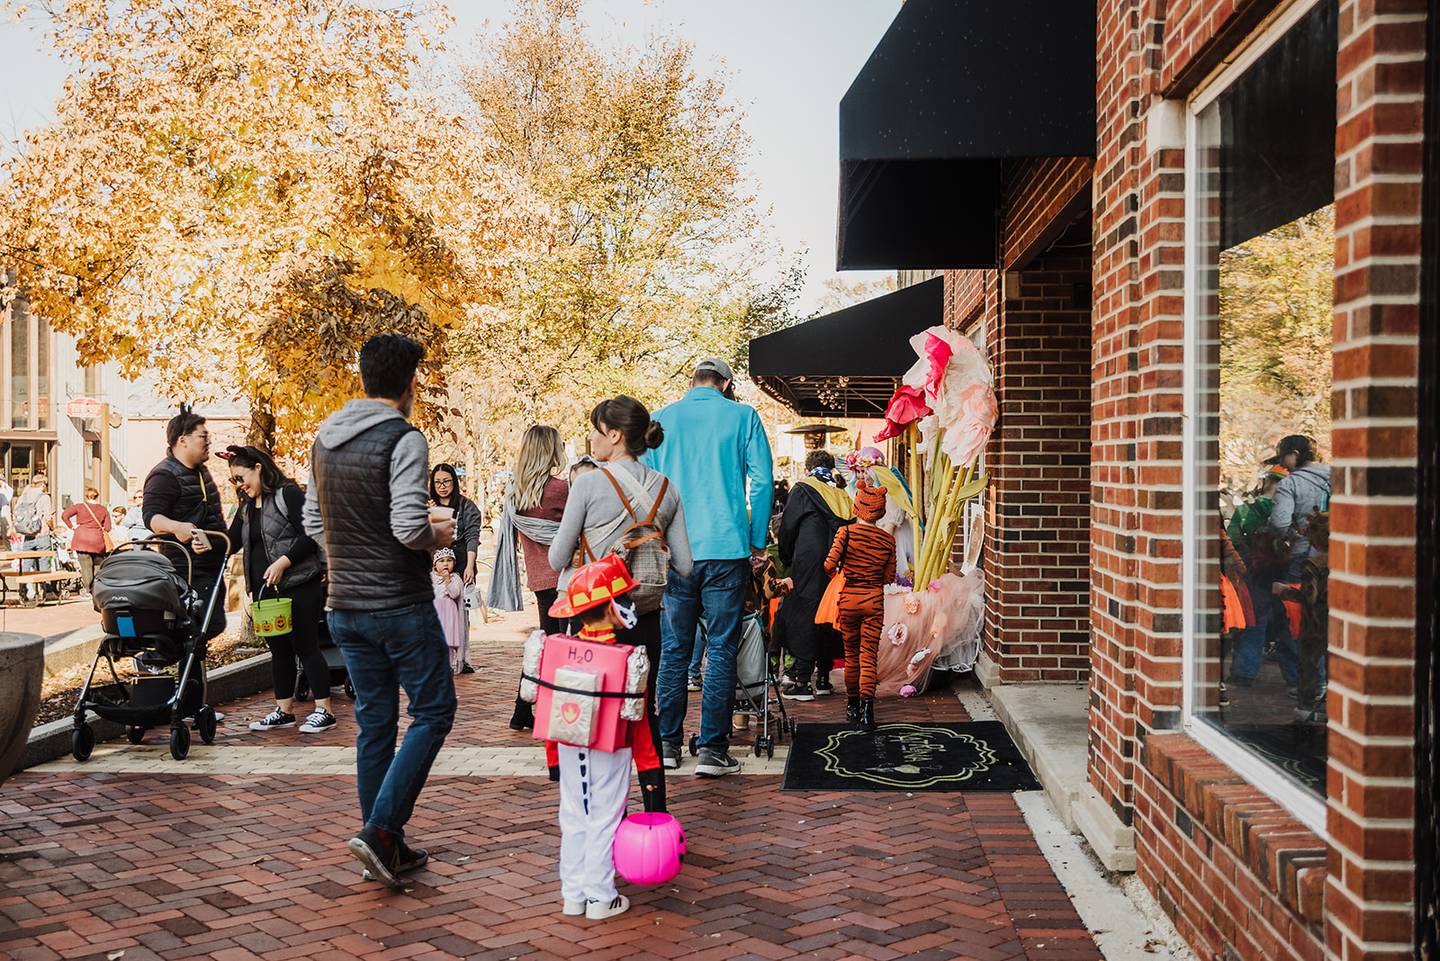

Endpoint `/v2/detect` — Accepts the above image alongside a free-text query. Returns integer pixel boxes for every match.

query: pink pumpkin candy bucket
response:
[612,812,686,886]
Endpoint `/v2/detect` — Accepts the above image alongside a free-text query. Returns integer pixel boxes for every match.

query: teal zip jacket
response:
[644,387,774,561]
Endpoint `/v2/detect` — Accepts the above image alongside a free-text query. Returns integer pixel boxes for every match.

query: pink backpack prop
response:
[612,812,686,886]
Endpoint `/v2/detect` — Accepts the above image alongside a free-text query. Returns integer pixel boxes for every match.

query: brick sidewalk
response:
[0,608,1103,961]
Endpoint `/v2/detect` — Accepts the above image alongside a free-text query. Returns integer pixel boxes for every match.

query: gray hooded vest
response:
[311,418,432,610]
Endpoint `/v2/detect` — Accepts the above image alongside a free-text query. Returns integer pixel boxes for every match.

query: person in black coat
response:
[775,452,853,700]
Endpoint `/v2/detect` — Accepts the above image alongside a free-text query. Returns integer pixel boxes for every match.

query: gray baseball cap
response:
[694,357,734,382]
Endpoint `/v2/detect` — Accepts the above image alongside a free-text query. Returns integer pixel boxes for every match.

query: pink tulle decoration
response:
[899,684,918,698]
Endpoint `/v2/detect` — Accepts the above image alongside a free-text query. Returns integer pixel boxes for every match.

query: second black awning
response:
[750,278,942,418]
[837,0,1095,270]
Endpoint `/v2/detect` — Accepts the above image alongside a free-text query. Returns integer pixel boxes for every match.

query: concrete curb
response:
[18,651,273,771]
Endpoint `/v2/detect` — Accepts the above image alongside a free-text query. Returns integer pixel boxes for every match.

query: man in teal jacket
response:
[646,358,774,776]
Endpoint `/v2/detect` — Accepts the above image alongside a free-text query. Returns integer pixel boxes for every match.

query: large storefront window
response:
[1185,0,1336,823]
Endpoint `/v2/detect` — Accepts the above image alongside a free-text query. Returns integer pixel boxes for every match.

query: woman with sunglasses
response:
[222,445,336,734]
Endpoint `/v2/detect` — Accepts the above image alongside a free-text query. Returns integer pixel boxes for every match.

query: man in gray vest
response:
[304,333,457,890]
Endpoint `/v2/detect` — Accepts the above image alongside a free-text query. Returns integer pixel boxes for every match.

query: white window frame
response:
[1180,0,1329,836]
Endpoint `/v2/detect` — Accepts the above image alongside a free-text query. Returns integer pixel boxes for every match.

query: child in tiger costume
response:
[824,482,895,731]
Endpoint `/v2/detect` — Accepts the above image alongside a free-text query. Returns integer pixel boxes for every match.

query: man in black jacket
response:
[143,407,230,639]
[304,333,457,891]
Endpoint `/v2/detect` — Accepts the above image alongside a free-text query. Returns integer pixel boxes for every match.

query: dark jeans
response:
[264,577,328,701]
[329,601,457,836]
[658,558,748,752]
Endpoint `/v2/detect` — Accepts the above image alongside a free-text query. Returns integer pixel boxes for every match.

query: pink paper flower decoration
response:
[899,684,918,698]
[923,334,953,398]
[873,386,933,442]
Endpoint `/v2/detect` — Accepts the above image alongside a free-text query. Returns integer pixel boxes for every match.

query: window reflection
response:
[1191,0,1336,798]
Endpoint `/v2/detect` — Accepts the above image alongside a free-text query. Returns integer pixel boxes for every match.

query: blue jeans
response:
[1229,574,1300,686]
[20,534,52,573]
[329,601,457,836]
[658,558,748,752]
[687,627,705,678]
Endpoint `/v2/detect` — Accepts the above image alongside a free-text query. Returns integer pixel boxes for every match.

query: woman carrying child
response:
[824,482,895,731]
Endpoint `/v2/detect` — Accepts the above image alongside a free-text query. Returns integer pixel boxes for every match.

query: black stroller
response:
[71,534,232,762]
[293,610,356,702]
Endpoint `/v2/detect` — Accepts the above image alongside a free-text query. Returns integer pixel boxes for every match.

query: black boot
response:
[509,697,534,731]
[859,698,876,732]
[845,697,861,726]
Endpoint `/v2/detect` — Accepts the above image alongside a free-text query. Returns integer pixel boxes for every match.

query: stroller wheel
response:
[343,678,356,700]
[783,717,796,735]
[169,723,191,761]
[754,736,773,759]
[196,707,218,745]
[72,724,95,762]
[688,734,699,757]
[126,726,146,745]
[294,681,311,702]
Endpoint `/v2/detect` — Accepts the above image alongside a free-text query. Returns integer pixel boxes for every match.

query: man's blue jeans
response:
[687,627,705,679]
[329,601,457,836]
[659,559,748,752]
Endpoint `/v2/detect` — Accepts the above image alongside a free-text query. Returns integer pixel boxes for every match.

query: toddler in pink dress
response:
[432,549,467,673]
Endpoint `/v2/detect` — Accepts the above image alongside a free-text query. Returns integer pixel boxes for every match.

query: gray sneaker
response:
[661,742,682,770]
[694,748,741,778]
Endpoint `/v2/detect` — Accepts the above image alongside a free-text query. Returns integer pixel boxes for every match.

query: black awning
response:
[749,278,942,418]
[837,0,1096,270]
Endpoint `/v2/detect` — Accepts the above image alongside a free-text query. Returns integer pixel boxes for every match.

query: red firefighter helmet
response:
[548,554,638,620]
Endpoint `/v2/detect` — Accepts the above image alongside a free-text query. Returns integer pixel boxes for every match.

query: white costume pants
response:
[557,744,632,905]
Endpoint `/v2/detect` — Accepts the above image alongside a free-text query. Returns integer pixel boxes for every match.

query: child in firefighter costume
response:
[824,482,896,731]
[519,554,664,921]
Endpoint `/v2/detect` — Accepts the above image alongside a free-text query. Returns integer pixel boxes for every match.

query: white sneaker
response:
[585,895,630,920]
[298,709,337,733]
[562,899,587,917]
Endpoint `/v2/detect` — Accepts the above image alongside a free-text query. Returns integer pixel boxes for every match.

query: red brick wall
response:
[946,269,991,330]
[1326,1,1427,958]
[980,219,1093,684]
[1092,0,1177,839]
[1088,1,1429,960]
[1002,157,1096,270]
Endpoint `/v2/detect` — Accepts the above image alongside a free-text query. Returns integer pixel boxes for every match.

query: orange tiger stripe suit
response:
[824,522,896,699]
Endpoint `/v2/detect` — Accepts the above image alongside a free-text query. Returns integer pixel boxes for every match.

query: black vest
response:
[238,485,323,594]
[312,418,432,611]
[147,455,225,572]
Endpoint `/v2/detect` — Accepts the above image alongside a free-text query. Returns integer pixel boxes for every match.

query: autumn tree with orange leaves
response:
[0,0,537,455]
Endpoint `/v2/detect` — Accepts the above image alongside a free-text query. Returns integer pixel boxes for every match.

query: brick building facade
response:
[924,1,1430,959]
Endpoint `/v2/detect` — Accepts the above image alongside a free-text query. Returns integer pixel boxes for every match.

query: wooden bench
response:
[0,550,83,607]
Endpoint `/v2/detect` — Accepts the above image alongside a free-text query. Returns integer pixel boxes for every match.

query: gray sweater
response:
[548,460,694,589]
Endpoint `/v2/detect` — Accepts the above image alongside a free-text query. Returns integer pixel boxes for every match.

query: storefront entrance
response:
[0,438,52,490]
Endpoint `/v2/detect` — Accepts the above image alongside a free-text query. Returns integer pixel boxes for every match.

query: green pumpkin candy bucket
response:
[250,587,293,637]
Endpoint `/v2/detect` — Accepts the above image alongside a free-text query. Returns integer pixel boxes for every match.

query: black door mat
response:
[780,720,1041,792]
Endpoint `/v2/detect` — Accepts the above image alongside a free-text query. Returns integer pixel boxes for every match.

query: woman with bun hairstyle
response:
[222,445,336,735]
[549,396,693,783]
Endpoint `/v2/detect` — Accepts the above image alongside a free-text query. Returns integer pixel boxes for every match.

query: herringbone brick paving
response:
[1,612,1102,961]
